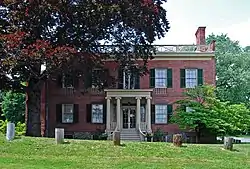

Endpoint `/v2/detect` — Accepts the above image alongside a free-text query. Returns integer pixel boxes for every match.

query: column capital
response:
[115,96,121,100]
[146,96,152,100]
[105,96,112,100]
[135,96,142,100]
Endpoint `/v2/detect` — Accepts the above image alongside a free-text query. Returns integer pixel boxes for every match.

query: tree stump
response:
[6,122,15,141]
[55,128,64,144]
[224,137,233,151]
[173,134,182,147]
[113,131,121,146]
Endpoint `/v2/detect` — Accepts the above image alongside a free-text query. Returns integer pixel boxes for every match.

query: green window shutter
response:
[103,103,107,124]
[197,69,203,85]
[118,68,123,89]
[167,104,173,123]
[180,69,186,88]
[56,104,62,123]
[167,69,172,88]
[135,72,140,89]
[86,104,92,123]
[151,105,155,124]
[73,104,79,123]
[149,69,155,88]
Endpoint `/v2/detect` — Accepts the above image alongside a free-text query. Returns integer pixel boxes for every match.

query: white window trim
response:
[155,68,168,88]
[155,104,168,124]
[62,104,74,123]
[62,73,74,89]
[185,69,198,88]
[91,104,104,124]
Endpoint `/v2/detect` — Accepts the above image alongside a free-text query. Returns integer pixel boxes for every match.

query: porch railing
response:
[140,122,147,132]
[110,122,117,131]
[153,88,167,95]
[94,44,214,54]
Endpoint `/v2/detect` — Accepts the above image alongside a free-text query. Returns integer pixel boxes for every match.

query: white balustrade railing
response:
[153,88,167,95]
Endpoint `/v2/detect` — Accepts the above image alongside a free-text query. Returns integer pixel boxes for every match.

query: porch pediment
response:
[104,89,153,98]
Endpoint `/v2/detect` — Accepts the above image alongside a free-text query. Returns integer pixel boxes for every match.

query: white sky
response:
[155,0,250,47]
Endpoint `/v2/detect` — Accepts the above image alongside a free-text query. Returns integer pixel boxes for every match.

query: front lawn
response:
[0,135,249,169]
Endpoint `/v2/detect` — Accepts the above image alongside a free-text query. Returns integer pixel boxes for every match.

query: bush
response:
[0,120,26,136]
[1,91,25,123]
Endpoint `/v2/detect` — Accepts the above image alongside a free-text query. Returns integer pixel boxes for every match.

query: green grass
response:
[0,135,250,169]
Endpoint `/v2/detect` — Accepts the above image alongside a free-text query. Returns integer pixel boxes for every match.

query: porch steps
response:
[120,129,141,141]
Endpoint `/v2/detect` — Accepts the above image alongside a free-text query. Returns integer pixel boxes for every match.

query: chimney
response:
[195,27,206,45]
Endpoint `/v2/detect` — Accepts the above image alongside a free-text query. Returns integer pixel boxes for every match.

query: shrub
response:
[1,91,25,123]
[0,120,26,136]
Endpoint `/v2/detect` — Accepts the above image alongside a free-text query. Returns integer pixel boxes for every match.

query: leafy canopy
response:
[1,91,25,123]
[171,85,250,136]
[0,0,170,92]
[206,34,250,106]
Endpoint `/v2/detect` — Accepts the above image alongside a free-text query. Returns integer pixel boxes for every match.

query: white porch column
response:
[105,97,111,131]
[116,97,121,131]
[146,97,152,132]
[136,97,141,129]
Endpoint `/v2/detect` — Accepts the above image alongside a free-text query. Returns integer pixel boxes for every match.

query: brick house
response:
[40,26,216,141]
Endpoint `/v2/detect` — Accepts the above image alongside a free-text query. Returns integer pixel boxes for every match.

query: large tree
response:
[206,34,250,107]
[0,0,170,136]
[171,85,250,143]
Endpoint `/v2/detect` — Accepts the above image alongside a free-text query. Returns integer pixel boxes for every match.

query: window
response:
[140,106,146,122]
[62,104,74,123]
[185,69,197,88]
[155,105,168,124]
[155,69,167,88]
[62,74,74,88]
[92,104,104,123]
[123,69,136,89]
[186,107,194,112]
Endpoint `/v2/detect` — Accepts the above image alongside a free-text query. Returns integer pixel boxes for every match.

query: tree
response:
[1,91,25,123]
[206,34,250,107]
[0,0,170,136]
[171,85,250,143]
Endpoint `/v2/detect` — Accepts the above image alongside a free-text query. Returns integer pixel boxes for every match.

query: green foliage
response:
[0,119,7,134]
[206,34,250,107]
[1,91,25,123]
[153,128,165,142]
[0,120,26,136]
[171,85,250,136]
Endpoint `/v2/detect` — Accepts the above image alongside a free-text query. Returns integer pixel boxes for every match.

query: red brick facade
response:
[39,27,216,138]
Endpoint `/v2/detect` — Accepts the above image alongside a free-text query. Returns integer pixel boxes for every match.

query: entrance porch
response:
[104,89,153,140]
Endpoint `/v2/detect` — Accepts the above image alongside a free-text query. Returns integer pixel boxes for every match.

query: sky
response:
[155,0,250,47]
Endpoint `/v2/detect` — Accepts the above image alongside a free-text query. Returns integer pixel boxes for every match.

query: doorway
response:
[122,106,136,129]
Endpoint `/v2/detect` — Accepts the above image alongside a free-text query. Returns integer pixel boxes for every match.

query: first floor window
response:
[155,69,167,88]
[92,104,103,123]
[155,105,168,124]
[62,104,74,123]
[186,107,194,112]
[140,106,146,122]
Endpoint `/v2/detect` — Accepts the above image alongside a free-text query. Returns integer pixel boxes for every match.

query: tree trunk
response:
[195,128,201,143]
[25,80,42,137]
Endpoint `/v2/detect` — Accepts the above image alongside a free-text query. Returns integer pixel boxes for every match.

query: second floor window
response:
[150,68,172,88]
[118,67,140,89]
[62,74,74,88]
[180,68,203,88]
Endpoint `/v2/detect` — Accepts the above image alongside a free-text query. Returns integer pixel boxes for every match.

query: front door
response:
[122,107,136,129]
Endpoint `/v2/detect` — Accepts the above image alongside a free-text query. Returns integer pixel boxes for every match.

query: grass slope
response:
[0,135,250,169]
